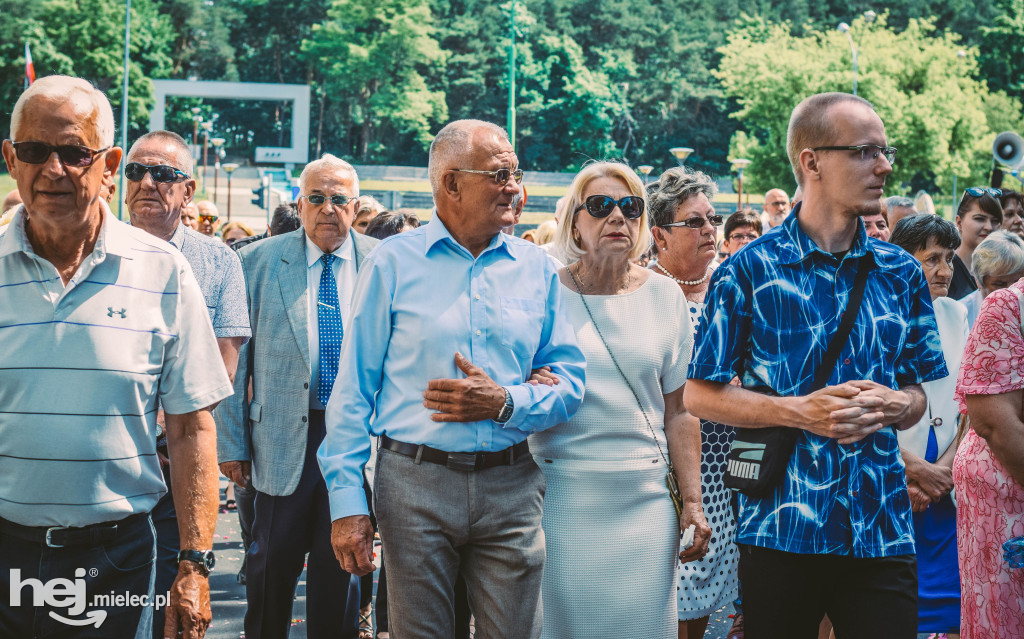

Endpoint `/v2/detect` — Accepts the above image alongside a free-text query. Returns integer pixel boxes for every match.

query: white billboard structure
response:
[149,80,310,165]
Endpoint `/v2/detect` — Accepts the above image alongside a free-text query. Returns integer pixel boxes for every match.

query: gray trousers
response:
[374,447,546,639]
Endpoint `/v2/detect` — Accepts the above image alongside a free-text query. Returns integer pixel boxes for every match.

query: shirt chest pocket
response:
[500,296,546,359]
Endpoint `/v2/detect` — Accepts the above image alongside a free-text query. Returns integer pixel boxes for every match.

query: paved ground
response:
[206,480,739,639]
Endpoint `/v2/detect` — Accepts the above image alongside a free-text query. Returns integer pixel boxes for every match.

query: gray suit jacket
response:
[216,228,378,496]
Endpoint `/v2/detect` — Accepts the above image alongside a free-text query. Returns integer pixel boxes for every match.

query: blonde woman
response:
[531,161,710,638]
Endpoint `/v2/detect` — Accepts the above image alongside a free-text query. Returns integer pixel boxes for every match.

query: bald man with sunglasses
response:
[217,153,378,639]
[124,129,251,638]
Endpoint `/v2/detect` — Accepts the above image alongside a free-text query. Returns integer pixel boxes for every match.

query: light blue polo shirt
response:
[0,205,232,527]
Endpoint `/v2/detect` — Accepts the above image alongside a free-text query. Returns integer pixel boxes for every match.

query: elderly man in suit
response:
[217,153,378,639]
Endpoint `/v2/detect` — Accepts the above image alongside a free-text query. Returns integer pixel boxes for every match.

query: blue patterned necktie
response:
[317,253,343,405]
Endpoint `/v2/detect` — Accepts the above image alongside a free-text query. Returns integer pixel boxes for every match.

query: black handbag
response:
[723,253,873,498]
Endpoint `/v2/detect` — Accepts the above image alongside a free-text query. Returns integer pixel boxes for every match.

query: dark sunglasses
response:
[451,167,524,186]
[574,195,645,219]
[662,214,725,229]
[199,214,218,223]
[10,141,109,167]
[125,162,190,183]
[301,193,352,206]
[964,187,1002,198]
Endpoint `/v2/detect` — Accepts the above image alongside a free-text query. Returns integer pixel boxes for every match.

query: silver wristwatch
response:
[495,387,514,423]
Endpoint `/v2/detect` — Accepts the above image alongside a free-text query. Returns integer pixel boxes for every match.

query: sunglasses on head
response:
[125,162,190,183]
[10,141,109,168]
[661,214,725,229]
[451,167,524,186]
[964,187,1002,198]
[301,193,352,206]
[575,195,645,219]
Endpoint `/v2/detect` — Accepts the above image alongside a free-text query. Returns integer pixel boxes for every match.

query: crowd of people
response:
[2,74,1023,639]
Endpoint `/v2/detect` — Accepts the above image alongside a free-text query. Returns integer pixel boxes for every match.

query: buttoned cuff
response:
[499,384,531,431]
[328,485,370,521]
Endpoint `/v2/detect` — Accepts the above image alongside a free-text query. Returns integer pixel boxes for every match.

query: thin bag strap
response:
[811,253,873,391]
[566,267,674,471]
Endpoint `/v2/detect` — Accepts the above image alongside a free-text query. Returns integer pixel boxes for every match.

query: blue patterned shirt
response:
[688,206,948,557]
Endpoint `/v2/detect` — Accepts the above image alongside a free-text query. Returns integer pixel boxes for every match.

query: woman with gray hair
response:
[646,166,739,638]
[960,230,1024,327]
[531,161,710,638]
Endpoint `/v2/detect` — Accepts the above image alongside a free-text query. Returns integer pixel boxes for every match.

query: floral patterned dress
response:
[953,280,1024,639]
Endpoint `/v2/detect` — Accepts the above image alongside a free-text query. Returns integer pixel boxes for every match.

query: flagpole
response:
[118,0,131,220]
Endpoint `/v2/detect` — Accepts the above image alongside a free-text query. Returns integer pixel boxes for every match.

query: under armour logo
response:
[107,307,127,318]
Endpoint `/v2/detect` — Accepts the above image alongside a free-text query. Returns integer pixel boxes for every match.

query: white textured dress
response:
[531,274,693,639]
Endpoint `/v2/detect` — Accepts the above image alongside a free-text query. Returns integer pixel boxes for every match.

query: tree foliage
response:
[715,13,1012,195]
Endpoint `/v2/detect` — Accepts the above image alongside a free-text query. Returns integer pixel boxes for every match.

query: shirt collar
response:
[0,200,132,260]
[424,209,517,261]
[775,202,871,266]
[167,221,186,250]
[305,231,354,268]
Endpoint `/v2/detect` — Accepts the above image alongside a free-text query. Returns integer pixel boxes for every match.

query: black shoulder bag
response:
[723,253,873,498]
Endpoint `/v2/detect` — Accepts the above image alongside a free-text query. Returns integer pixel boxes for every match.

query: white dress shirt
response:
[306,232,356,409]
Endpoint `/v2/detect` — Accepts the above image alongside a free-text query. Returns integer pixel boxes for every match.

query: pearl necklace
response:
[655,262,710,286]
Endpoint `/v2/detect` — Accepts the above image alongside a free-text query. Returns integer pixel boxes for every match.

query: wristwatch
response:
[495,387,514,424]
[176,549,216,576]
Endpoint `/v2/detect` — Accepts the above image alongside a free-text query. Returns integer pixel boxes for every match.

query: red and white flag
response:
[24,43,36,88]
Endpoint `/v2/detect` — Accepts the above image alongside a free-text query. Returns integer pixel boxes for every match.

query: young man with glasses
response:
[217,153,378,639]
[685,92,947,639]
[123,129,251,637]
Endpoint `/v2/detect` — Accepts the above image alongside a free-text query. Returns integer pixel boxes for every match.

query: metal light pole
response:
[211,137,225,206]
[638,165,654,185]
[117,0,131,220]
[201,121,212,194]
[507,1,516,152]
[223,163,238,222]
[731,158,751,208]
[669,147,694,166]
[837,23,858,95]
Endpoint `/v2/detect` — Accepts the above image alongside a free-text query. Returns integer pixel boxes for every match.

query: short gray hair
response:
[646,166,718,228]
[299,153,359,195]
[11,75,115,147]
[885,196,914,210]
[972,230,1024,284]
[128,130,194,176]
[428,120,510,198]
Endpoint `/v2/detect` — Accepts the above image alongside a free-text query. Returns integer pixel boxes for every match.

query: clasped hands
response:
[421,352,558,422]
[799,380,911,445]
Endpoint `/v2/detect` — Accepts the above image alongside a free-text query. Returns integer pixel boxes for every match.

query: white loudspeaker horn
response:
[993,131,1024,169]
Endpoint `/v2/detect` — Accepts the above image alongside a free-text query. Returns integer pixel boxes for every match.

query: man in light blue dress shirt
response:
[319,120,586,639]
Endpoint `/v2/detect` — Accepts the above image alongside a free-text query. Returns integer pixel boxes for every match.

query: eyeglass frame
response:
[573,195,646,220]
[660,214,725,230]
[810,144,897,164]
[9,140,111,168]
[300,193,354,207]
[124,162,190,183]
[451,167,524,186]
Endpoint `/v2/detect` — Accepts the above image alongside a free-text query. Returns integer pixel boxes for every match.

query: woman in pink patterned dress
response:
[954,277,1024,638]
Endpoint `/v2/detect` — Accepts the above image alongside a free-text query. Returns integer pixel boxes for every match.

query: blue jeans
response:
[0,514,156,638]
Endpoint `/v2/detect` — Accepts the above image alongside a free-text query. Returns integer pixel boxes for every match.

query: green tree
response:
[715,14,1007,195]
[303,0,448,163]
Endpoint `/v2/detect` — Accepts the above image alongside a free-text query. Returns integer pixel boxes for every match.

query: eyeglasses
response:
[451,167,524,186]
[964,187,1002,198]
[301,193,352,207]
[728,232,760,241]
[10,141,110,167]
[199,214,218,223]
[125,162,190,183]
[811,144,897,164]
[661,214,724,229]
[574,195,645,219]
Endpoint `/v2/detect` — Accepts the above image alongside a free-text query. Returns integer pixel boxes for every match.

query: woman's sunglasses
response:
[964,187,1002,198]
[574,195,645,219]
[10,141,109,168]
[125,162,190,183]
